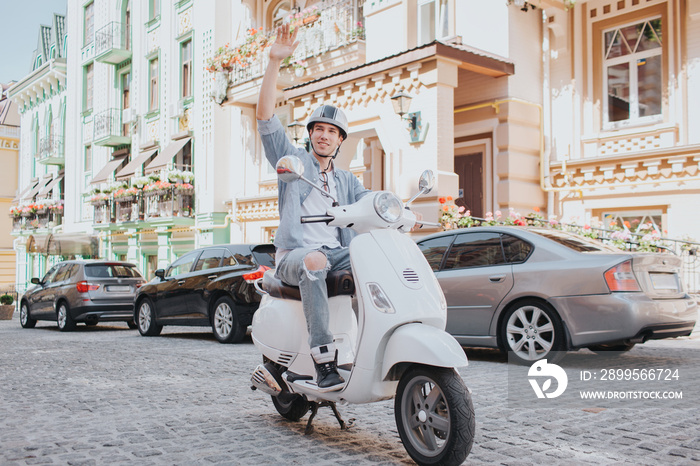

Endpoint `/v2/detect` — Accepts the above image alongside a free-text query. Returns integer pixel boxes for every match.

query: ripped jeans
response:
[275,246,351,349]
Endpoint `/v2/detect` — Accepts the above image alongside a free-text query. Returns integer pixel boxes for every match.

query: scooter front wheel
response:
[395,366,475,466]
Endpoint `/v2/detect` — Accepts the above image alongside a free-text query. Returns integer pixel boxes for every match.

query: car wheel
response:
[126,320,138,330]
[500,300,565,365]
[137,299,162,336]
[587,342,636,353]
[56,302,76,332]
[20,302,36,328]
[211,296,245,344]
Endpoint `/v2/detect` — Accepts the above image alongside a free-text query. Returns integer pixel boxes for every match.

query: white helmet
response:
[306,105,348,139]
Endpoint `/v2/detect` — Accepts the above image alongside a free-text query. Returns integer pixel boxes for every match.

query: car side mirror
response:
[154,269,166,280]
[30,277,40,285]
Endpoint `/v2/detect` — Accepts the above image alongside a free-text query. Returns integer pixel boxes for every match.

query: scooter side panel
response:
[252,294,357,373]
[382,323,469,380]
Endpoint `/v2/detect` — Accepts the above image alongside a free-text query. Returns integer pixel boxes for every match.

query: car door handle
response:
[489,274,506,283]
[208,275,218,280]
[177,280,186,285]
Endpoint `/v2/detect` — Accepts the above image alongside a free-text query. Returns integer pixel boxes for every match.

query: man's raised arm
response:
[256,24,299,121]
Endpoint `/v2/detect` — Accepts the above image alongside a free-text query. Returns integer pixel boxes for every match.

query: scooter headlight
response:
[373,192,403,223]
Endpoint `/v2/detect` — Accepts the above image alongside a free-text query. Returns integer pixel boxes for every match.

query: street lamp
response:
[390,91,423,143]
[287,119,306,145]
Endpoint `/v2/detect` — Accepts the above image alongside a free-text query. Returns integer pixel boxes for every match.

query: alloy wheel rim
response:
[506,305,555,361]
[214,303,233,337]
[139,303,151,331]
[401,375,450,456]
[20,305,27,325]
[58,306,66,328]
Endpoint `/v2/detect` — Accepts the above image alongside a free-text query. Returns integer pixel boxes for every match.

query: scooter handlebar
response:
[300,215,335,224]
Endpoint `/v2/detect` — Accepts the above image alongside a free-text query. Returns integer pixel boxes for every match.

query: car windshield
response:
[252,245,276,268]
[528,228,621,253]
[85,264,143,278]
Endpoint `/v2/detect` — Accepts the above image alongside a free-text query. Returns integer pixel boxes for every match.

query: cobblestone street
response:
[1,314,698,465]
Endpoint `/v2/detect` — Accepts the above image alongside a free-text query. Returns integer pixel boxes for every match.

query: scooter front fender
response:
[382,323,468,380]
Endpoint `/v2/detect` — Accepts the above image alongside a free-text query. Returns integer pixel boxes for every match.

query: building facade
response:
[7,0,700,290]
[222,0,700,249]
[0,84,20,289]
[7,13,68,291]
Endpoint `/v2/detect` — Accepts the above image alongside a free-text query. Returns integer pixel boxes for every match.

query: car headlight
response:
[373,192,403,223]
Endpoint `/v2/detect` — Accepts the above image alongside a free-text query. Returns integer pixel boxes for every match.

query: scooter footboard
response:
[382,323,468,380]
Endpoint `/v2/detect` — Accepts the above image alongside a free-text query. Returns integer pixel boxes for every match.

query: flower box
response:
[303,14,320,25]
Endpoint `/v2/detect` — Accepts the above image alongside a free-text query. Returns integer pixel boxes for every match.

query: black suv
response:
[20,261,146,331]
[134,244,275,343]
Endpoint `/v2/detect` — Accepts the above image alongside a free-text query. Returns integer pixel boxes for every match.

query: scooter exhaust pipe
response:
[251,363,283,396]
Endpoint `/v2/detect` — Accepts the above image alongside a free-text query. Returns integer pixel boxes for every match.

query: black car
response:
[20,260,146,331]
[134,243,275,343]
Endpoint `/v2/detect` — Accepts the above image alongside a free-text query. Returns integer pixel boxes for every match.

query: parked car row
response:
[19,243,276,343]
[18,230,697,361]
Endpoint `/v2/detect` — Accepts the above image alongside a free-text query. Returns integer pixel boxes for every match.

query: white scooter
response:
[251,156,475,466]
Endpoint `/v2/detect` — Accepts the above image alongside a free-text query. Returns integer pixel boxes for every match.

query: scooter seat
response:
[262,270,355,301]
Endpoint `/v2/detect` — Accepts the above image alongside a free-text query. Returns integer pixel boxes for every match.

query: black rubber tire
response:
[126,320,138,330]
[210,296,245,344]
[19,302,36,328]
[137,298,162,336]
[395,366,475,466]
[499,299,566,365]
[56,302,76,332]
[587,342,636,353]
[272,393,310,422]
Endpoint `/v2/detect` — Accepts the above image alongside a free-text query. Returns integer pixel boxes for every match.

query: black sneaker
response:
[315,354,345,392]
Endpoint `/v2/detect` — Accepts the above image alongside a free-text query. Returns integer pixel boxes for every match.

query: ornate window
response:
[84,63,94,112]
[84,2,94,46]
[418,0,449,46]
[602,18,662,128]
[149,58,159,111]
[181,39,192,98]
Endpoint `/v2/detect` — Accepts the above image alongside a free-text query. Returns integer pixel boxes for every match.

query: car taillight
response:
[135,282,144,289]
[604,260,641,292]
[76,281,100,293]
[243,265,271,283]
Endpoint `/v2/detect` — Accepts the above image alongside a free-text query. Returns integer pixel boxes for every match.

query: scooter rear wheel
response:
[272,393,310,422]
[395,366,474,466]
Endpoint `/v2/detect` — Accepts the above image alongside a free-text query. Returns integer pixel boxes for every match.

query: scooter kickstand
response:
[304,403,319,435]
[304,401,351,435]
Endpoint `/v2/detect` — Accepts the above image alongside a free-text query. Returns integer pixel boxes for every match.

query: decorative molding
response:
[292,65,425,119]
[236,196,279,222]
[0,138,20,150]
[178,7,193,37]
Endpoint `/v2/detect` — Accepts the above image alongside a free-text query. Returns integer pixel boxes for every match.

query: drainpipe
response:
[541,9,555,217]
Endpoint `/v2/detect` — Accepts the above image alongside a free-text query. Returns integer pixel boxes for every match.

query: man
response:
[256,24,369,391]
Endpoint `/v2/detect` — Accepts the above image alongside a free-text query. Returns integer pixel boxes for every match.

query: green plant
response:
[0,294,14,305]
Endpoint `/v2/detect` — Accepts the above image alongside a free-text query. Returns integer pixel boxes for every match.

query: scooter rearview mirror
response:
[405,170,436,207]
[276,155,340,206]
[276,155,304,183]
[418,170,434,194]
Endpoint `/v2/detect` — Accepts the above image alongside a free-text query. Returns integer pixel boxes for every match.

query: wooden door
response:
[454,153,483,218]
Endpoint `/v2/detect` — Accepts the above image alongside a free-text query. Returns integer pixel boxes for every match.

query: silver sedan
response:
[416,226,698,364]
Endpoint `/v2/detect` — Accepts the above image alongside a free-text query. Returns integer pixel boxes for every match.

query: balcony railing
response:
[11,209,63,232]
[95,22,132,64]
[93,108,131,146]
[144,186,194,220]
[90,186,194,226]
[38,135,65,165]
[229,0,365,89]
